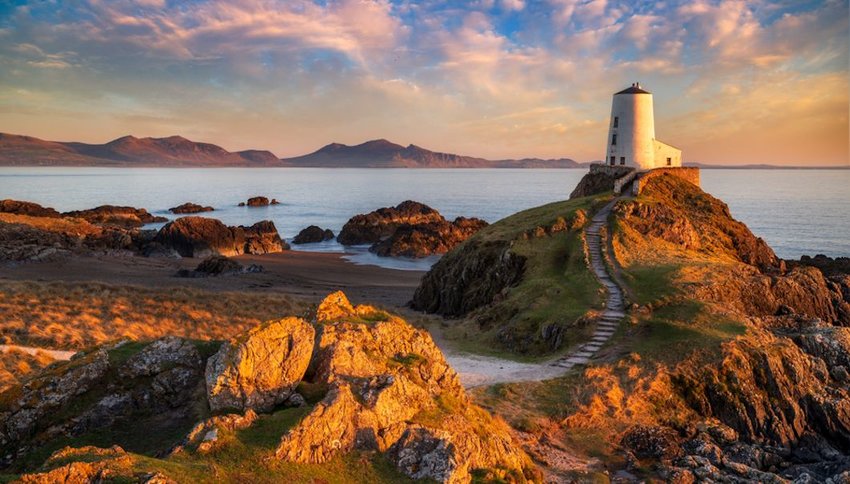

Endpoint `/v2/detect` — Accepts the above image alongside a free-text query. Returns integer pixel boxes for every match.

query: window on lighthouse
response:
[612,134,617,145]
[613,117,619,128]
[620,157,625,165]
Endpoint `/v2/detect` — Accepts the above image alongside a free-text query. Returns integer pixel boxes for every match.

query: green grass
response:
[438,193,613,358]
[130,405,419,483]
[619,263,682,305]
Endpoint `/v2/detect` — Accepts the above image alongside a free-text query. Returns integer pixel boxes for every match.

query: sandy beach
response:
[0,250,425,308]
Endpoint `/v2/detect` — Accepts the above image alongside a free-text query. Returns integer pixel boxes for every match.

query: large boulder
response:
[337,200,444,245]
[168,202,213,214]
[239,196,279,207]
[205,317,315,413]
[63,205,167,228]
[175,255,263,278]
[275,292,536,483]
[292,225,335,244]
[338,201,487,258]
[0,200,60,218]
[412,239,526,316]
[370,217,488,258]
[152,217,287,258]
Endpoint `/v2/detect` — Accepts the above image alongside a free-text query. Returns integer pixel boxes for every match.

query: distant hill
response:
[0,133,281,167]
[282,139,582,168]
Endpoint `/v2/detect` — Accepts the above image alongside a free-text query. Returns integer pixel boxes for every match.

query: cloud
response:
[0,0,846,165]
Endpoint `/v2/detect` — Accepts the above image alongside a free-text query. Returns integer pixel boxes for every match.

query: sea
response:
[1,167,848,270]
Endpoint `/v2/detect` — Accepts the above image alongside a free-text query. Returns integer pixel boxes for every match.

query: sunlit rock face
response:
[205,317,315,413]
[0,289,537,482]
[272,291,537,483]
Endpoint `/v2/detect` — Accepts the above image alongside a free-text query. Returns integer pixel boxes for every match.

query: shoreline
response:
[0,250,425,308]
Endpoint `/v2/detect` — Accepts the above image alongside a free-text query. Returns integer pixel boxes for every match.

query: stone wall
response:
[589,163,635,177]
[632,167,700,195]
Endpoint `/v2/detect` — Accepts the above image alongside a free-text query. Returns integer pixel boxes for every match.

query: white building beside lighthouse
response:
[605,83,681,170]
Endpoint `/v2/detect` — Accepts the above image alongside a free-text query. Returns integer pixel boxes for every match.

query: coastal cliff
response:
[417,172,850,481]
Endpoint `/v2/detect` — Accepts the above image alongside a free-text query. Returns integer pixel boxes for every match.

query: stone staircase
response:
[552,196,627,369]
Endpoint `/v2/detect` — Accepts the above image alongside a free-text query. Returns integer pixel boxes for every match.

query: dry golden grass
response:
[0,212,102,236]
[0,348,56,392]
[0,281,311,349]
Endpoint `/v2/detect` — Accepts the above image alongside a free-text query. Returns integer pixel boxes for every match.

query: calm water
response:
[1,167,848,269]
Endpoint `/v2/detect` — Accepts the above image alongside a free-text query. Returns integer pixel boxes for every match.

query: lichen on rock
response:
[205,317,315,413]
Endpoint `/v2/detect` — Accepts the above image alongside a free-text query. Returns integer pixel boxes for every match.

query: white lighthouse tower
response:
[605,83,681,170]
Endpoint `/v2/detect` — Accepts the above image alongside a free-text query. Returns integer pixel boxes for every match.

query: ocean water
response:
[0,167,848,269]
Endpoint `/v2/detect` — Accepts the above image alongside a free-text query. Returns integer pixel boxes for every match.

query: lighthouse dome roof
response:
[615,82,651,95]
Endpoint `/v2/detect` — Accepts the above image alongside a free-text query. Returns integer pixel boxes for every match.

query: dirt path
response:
[435,194,630,387]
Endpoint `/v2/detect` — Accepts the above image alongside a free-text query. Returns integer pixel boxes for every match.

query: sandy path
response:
[0,344,75,361]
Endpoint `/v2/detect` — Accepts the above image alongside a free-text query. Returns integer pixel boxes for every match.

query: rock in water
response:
[245,196,270,207]
[292,225,335,244]
[369,217,488,258]
[0,199,61,218]
[205,317,315,413]
[337,200,444,245]
[338,201,487,257]
[152,216,287,257]
[168,202,214,214]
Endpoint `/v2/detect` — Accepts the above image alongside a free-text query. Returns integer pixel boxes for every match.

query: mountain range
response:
[0,133,581,168]
[3,132,844,169]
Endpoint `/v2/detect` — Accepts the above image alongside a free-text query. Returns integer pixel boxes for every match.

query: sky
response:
[0,0,847,165]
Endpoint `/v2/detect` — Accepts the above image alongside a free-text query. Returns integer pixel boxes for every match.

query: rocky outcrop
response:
[339,201,487,258]
[569,165,633,199]
[0,337,206,467]
[63,205,167,228]
[658,323,850,482]
[337,200,445,245]
[687,264,848,324]
[1,292,536,482]
[17,446,134,483]
[675,326,850,450]
[614,174,782,272]
[792,254,850,277]
[292,225,334,244]
[176,409,258,453]
[370,217,489,258]
[168,202,214,214]
[175,255,263,278]
[0,213,137,262]
[205,317,314,413]
[0,199,60,218]
[272,292,536,483]
[412,239,526,316]
[152,216,287,258]
[239,196,279,207]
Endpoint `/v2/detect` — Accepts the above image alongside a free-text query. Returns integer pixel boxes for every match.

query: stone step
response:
[564,356,590,365]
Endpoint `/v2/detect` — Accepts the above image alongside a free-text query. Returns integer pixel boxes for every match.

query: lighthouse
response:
[605,83,681,170]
